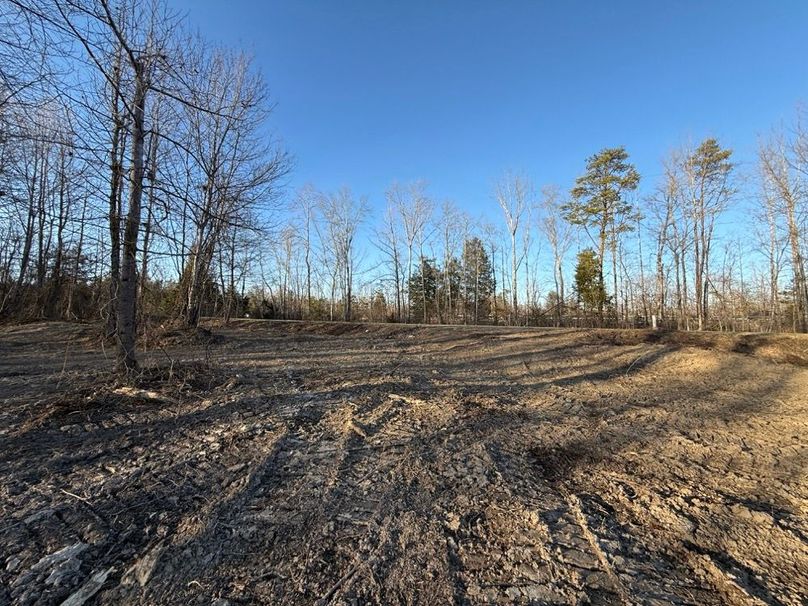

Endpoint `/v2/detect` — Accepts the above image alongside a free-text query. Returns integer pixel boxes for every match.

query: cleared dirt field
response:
[1,320,806,606]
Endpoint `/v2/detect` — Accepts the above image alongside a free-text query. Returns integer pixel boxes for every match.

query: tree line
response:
[263,134,807,335]
[1,1,807,380]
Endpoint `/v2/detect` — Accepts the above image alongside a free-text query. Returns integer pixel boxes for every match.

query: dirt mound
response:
[226,319,808,367]
[144,325,224,349]
[0,321,228,355]
[10,361,233,436]
[0,321,101,349]
[590,328,808,366]
[224,318,428,340]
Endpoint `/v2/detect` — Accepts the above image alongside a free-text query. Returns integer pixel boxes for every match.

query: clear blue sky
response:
[170,0,808,220]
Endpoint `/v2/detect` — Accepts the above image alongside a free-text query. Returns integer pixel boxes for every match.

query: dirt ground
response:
[1,320,806,606]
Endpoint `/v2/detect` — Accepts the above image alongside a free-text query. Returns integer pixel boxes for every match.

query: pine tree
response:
[461,237,495,324]
[408,257,438,323]
[686,138,734,330]
[563,147,639,320]
[574,249,608,320]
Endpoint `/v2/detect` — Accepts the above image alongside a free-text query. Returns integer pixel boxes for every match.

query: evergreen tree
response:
[563,147,639,318]
[461,237,495,324]
[686,138,734,329]
[408,257,438,323]
[574,249,608,318]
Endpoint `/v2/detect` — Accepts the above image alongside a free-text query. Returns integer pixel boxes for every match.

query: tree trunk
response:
[766,203,779,332]
[474,253,480,324]
[116,63,147,373]
[107,95,124,338]
[610,232,618,326]
[405,243,413,322]
[510,230,518,325]
[66,197,88,320]
[597,210,608,324]
[344,262,352,321]
[637,217,648,325]
[304,240,311,318]
[45,148,68,319]
[785,196,808,332]
[490,244,497,325]
[138,128,158,309]
[393,250,401,321]
[35,150,50,291]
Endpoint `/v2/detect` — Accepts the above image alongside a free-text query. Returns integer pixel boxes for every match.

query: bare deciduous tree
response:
[389,181,432,322]
[318,187,368,321]
[538,185,572,326]
[759,132,807,332]
[173,47,288,328]
[495,172,531,325]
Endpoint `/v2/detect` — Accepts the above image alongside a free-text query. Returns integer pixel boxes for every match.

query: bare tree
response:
[1,117,51,315]
[318,187,368,321]
[495,172,530,325]
[173,46,289,328]
[389,181,432,322]
[375,197,404,321]
[295,184,319,318]
[13,0,181,369]
[103,40,126,337]
[437,200,461,323]
[755,152,787,332]
[0,0,54,114]
[538,185,572,326]
[759,132,807,332]
[647,157,678,326]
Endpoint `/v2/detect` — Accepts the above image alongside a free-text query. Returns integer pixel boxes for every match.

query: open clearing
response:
[1,321,807,605]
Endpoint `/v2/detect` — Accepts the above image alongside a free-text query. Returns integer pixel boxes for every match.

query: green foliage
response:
[461,237,495,323]
[688,138,733,186]
[563,146,640,306]
[564,146,640,235]
[408,257,439,323]
[574,249,607,312]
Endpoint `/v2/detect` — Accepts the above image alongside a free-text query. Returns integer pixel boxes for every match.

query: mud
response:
[1,320,806,605]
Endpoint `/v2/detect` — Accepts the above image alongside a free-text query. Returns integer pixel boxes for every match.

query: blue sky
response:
[170,0,808,223]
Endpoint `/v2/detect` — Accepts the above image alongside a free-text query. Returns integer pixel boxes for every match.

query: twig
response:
[624,348,656,376]
[60,488,109,530]
[61,488,92,505]
[315,439,410,454]
[59,341,70,381]
[315,549,381,606]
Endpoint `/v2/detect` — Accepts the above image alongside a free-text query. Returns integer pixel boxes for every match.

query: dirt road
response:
[1,321,806,605]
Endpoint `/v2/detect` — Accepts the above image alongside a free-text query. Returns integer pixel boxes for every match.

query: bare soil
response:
[1,320,806,605]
